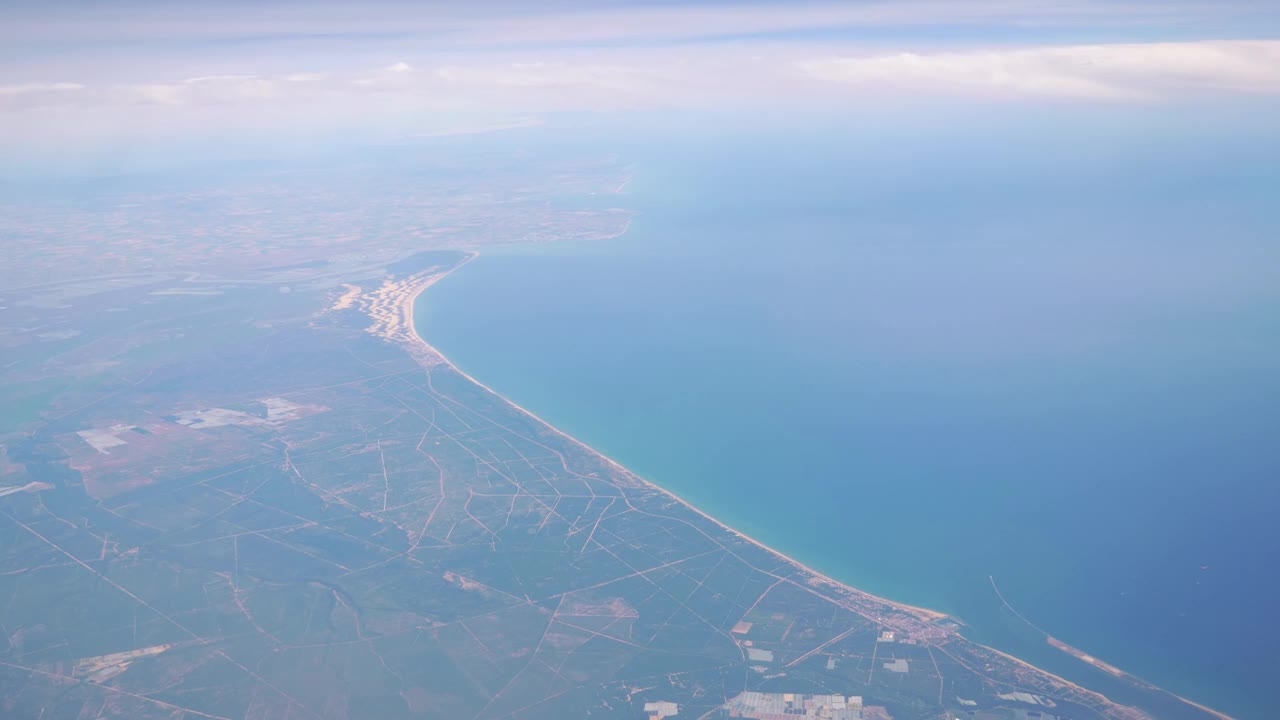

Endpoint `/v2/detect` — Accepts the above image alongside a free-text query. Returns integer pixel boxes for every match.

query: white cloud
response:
[799,40,1280,101]
[2,39,1279,150]
[127,83,187,105]
[5,0,1276,158]
[7,40,1280,118]
[0,82,84,96]
[118,75,279,106]
[181,74,263,86]
[352,61,421,87]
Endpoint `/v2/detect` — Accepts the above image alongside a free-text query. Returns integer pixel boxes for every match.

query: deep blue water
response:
[418,119,1280,718]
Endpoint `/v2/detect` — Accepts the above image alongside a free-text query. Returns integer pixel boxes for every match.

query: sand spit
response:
[357,255,476,365]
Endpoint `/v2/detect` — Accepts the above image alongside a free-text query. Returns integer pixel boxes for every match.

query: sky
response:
[2,0,1280,171]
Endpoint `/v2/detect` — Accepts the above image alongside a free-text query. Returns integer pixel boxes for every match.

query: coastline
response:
[391,254,1235,720]
[398,257,947,625]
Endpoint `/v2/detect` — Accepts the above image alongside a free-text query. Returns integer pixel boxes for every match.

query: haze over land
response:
[2,2,1279,719]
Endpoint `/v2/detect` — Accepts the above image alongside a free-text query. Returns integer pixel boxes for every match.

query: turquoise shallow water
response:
[418,124,1280,718]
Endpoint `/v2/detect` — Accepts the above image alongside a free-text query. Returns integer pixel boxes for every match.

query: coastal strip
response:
[395,258,947,626]
[365,254,1233,720]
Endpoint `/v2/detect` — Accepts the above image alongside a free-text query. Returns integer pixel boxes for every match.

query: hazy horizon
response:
[2,2,1278,720]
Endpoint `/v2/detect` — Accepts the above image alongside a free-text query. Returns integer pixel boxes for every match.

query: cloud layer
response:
[800,40,1280,101]
[1,1,1279,149]
[8,40,1279,112]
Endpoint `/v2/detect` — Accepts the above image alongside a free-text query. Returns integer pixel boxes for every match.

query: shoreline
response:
[395,254,1235,720]
[399,258,946,625]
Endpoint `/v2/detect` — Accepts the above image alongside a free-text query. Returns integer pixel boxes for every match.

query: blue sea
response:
[417,114,1280,718]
